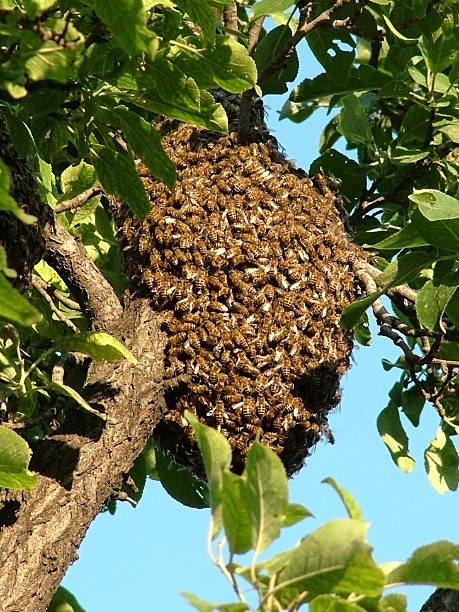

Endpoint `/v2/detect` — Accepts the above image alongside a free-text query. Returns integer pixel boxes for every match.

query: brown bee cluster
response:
[111,100,363,477]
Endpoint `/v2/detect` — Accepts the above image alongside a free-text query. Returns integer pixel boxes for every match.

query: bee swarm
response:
[111,100,363,477]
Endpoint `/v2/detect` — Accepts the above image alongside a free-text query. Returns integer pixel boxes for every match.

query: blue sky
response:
[63,41,458,612]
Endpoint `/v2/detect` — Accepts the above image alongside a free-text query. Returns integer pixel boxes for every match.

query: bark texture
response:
[0,299,165,611]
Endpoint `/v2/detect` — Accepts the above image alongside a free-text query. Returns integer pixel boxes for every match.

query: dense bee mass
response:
[111,104,363,476]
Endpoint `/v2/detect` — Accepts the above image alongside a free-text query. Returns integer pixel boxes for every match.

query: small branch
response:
[247,17,265,55]
[54,290,81,311]
[223,3,238,39]
[32,275,79,333]
[42,216,122,330]
[54,185,101,214]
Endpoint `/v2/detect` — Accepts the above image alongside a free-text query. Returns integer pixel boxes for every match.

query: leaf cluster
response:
[181,414,459,612]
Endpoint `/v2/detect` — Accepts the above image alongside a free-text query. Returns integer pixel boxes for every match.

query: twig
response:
[54,185,101,214]
[32,275,79,333]
[54,290,81,311]
[247,17,265,55]
[223,3,238,38]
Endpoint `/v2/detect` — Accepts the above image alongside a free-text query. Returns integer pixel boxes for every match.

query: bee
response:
[143,269,155,290]
[242,397,255,418]
[214,400,225,424]
[209,364,220,385]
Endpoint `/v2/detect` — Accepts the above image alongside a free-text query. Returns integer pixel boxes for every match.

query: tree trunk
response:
[0,297,165,611]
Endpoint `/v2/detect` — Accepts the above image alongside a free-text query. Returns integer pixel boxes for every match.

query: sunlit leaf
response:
[0,425,37,490]
[377,402,415,473]
[416,279,458,330]
[386,541,459,587]
[409,189,459,221]
[424,428,459,493]
[322,477,364,521]
[59,331,137,364]
[222,470,252,554]
[49,381,106,419]
[252,0,295,19]
[276,519,385,602]
[86,0,152,54]
[0,273,42,326]
[282,502,313,527]
[245,441,288,554]
[309,594,367,612]
[186,411,232,538]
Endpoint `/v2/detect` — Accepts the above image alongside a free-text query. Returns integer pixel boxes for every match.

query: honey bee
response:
[143,269,155,290]
[214,400,224,424]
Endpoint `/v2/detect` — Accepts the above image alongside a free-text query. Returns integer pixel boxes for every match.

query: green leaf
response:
[340,292,382,330]
[25,41,76,83]
[0,425,37,490]
[114,107,176,189]
[282,502,313,527]
[409,189,459,221]
[155,445,209,509]
[401,385,425,428]
[377,402,415,473]
[322,477,364,521]
[59,162,97,201]
[309,594,367,612]
[245,441,288,555]
[307,28,355,84]
[58,331,137,364]
[354,312,372,346]
[90,144,150,219]
[255,26,298,95]
[21,0,57,17]
[370,224,428,249]
[288,65,390,106]
[181,592,216,612]
[222,470,252,554]
[338,95,373,147]
[0,273,42,326]
[86,0,152,54]
[168,37,257,93]
[277,519,385,601]
[411,210,459,252]
[375,251,437,289]
[380,593,407,612]
[424,428,459,493]
[386,541,459,588]
[252,0,295,19]
[185,411,232,538]
[416,279,458,330]
[49,381,107,420]
[48,586,86,612]
[175,0,215,46]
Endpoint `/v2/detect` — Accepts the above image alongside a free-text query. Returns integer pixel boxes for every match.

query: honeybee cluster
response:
[112,112,362,476]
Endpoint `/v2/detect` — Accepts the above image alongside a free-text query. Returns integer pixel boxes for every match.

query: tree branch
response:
[42,216,122,330]
[54,185,101,214]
